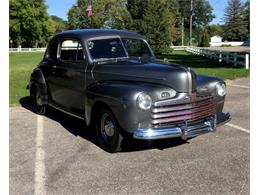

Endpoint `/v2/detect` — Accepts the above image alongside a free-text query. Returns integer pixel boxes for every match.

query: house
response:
[210,35,223,46]
[209,35,246,47]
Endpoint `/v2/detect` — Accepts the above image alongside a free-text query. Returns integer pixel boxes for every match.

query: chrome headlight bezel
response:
[216,82,226,96]
[136,92,152,110]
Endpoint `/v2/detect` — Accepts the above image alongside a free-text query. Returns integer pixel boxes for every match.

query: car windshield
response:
[87,37,153,62]
[122,38,153,59]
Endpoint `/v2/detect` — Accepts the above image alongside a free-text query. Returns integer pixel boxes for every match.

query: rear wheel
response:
[96,109,123,153]
[31,85,47,115]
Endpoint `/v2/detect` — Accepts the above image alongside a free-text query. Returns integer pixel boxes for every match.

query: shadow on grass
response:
[19,96,188,153]
[157,54,245,69]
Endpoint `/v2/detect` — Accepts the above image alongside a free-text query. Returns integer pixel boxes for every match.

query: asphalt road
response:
[10,77,250,195]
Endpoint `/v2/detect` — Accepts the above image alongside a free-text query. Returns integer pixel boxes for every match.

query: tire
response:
[96,109,124,153]
[32,85,47,115]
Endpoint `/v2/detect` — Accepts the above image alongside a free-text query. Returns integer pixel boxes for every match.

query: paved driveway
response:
[10,77,250,195]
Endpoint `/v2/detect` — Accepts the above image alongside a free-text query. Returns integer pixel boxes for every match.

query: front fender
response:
[86,81,157,133]
[196,75,226,120]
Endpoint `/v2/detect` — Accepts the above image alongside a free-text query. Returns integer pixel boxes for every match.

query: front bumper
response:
[133,113,231,140]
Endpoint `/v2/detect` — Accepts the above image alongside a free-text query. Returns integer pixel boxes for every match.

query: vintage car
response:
[28,29,230,152]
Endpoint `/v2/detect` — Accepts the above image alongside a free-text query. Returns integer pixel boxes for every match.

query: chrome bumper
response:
[133,114,230,140]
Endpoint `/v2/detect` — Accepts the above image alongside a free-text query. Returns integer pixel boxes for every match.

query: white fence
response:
[170,46,188,50]
[210,41,244,47]
[9,48,46,52]
[185,47,250,69]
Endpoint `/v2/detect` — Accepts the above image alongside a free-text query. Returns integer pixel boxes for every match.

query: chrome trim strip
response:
[133,127,182,140]
[152,105,216,119]
[154,93,189,107]
[154,93,213,107]
[134,116,217,140]
[152,109,215,124]
[152,99,214,113]
[49,103,85,120]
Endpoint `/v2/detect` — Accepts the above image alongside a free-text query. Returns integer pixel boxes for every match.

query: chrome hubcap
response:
[36,91,42,106]
[100,113,115,144]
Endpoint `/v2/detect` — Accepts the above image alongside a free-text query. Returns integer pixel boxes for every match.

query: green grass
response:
[9,52,44,106]
[157,50,250,80]
[10,50,249,106]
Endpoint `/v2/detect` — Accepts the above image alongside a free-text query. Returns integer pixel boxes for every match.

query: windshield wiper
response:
[94,57,128,64]
[127,55,154,63]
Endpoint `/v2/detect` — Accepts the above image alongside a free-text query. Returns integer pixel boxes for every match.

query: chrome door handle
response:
[52,65,57,68]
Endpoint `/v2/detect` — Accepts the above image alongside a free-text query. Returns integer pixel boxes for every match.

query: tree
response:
[9,0,55,47]
[166,0,179,44]
[223,0,248,41]
[243,0,250,37]
[192,0,215,28]
[67,0,131,29]
[167,0,214,45]
[206,24,224,37]
[127,0,174,54]
[199,28,210,47]
[51,15,68,34]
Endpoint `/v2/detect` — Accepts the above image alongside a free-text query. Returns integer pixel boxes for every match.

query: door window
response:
[58,39,85,62]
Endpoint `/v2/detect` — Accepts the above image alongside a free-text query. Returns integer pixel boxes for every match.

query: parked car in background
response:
[28,29,231,152]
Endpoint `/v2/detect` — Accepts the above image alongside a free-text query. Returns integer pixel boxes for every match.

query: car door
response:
[48,38,87,116]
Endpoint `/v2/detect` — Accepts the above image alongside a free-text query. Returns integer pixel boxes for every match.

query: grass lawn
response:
[10,50,249,106]
[9,52,44,106]
[157,50,250,80]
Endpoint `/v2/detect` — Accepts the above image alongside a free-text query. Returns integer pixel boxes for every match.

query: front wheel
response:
[96,109,124,153]
[32,86,47,115]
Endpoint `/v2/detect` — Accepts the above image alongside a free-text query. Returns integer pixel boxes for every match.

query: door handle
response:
[52,71,56,74]
[52,65,57,68]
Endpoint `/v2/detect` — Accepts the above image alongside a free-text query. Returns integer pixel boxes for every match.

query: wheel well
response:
[90,101,115,125]
[29,83,36,97]
[91,101,110,119]
[89,101,130,138]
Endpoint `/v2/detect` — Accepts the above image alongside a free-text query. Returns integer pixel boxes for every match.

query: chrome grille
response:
[152,94,216,127]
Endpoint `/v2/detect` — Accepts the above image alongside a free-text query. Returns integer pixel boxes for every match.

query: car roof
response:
[56,29,145,40]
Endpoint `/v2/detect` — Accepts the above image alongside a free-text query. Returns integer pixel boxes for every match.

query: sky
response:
[45,0,245,25]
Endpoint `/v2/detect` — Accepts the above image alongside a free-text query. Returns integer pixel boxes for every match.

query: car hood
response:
[92,60,196,92]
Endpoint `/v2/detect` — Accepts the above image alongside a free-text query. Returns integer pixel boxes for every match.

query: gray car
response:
[28,29,231,153]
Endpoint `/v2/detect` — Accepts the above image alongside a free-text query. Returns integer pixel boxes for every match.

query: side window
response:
[58,39,85,63]
[45,40,58,60]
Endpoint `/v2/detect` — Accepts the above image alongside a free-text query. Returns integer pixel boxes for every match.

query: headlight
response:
[216,83,226,96]
[137,92,152,110]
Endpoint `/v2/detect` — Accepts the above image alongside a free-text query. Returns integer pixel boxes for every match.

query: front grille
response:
[152,93,216,128]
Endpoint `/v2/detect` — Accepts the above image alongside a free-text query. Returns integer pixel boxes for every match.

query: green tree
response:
[127,0,174,54]
[51,15,68,34]
[67,0,131,29]
[206,24,223,37]
[166,0,179,44]
[9,0,55,47]
[223,0,248,41]
[243,0,250,37]
[199,28,210,47]
[168,0,214,46]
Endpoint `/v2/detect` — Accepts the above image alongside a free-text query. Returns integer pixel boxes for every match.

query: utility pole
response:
[181,17,184,46]
[189,0,193,46]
